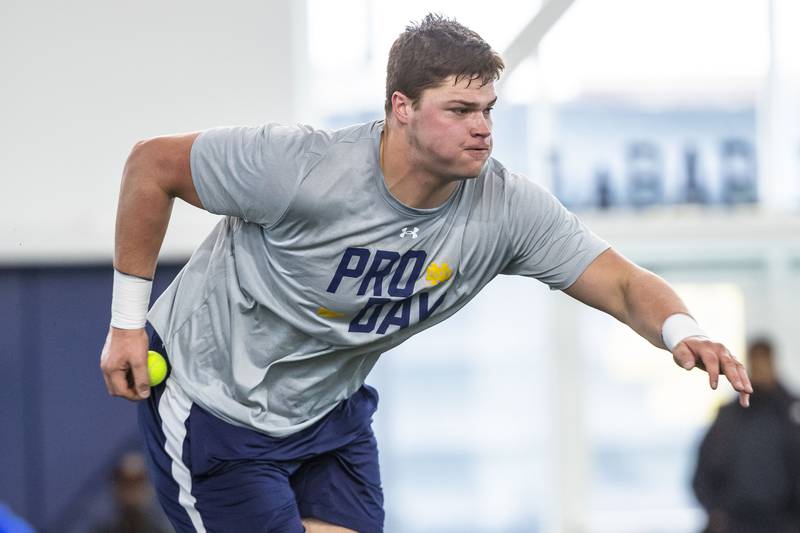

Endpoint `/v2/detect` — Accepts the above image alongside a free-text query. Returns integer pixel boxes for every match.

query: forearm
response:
[114,141,176,280]
[564,250,692,349]
[565,248,752,405]
[104,149,168,400]
[621,267,691,349]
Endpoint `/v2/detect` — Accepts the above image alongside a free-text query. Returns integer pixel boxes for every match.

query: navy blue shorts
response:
[138,335,385,533]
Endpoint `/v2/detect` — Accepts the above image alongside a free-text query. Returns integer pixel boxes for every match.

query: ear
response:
[391,91,415,125]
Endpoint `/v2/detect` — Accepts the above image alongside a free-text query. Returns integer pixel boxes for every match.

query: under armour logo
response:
[400,227,419,239]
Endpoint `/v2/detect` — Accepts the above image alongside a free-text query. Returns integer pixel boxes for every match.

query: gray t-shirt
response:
[147,120,609,437]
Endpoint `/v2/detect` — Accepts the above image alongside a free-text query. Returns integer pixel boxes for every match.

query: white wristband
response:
[110,270,152,329]
[661,313,707,352]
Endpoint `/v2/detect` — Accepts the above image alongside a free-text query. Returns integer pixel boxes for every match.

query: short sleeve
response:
[190,123,316,226]
[501,174,609,290]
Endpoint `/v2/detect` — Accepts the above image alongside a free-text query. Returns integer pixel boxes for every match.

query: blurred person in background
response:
[693,338,800,533]
[91,451,171,533]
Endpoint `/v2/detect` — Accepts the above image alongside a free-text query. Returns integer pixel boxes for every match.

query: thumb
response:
[672,342,696,370]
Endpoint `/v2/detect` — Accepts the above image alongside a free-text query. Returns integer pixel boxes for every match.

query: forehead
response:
[421,75,496,104]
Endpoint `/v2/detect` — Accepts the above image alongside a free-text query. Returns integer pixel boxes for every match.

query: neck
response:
[381,123,460,209]
[755,380,778,393]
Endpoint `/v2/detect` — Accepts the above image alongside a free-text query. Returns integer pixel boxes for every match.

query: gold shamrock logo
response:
[426,262,452,286]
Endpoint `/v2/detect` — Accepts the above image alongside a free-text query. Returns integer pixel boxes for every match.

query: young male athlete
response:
[101,14,753,533]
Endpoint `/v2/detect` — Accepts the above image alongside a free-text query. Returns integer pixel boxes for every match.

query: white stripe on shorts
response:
[158,379,207,532]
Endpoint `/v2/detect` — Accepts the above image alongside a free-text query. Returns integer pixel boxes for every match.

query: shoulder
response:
[775,383,800,402]
[476,157,564,221]
[715,400,745,423]
[305,120,380,151]
[193,121,374,153]
[462,159,560,233]
[471,158,515,201]
[327,120,382,144]
[298,120,381,164]
[479,158,553,198]
[480,157,511,187]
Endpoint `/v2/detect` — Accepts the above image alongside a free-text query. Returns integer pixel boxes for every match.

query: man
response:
[693,339,800,533]
[92,452,171,533]
[101,14,753,533]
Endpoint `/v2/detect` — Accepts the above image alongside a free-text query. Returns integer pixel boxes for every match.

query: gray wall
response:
[0,0,308,263]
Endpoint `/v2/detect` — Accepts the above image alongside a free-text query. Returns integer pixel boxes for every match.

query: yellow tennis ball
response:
[147,350,168,387]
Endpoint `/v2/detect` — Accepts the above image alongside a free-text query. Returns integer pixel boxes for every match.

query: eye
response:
[483,107,494,116]
[451,108,469,115]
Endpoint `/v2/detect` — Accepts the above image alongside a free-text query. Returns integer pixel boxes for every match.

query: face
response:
[402,75,496,180]
[749,349,776,388]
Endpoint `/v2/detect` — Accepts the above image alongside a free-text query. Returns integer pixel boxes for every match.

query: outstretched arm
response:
[101,133,202,401]
[564,248,752,407]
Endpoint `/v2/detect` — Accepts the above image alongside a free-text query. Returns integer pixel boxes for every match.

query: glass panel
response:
[581,282,746,533]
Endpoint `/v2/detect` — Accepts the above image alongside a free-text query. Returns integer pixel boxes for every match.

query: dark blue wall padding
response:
[0,262,183,531]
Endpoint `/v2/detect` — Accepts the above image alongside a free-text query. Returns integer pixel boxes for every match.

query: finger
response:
[734,363,753,408]
[108,367,138,400]
[738,391,750,408]
[100,331,114,395]
[720,356,744,391]
[699,349,721,389]
[129,356,151,399]
[100,360,112,395]
[101,367,113,395]
[737,363,754,394]
[672,343,696,370]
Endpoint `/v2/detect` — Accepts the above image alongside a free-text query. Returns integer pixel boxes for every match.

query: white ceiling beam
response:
[501,0,576,78]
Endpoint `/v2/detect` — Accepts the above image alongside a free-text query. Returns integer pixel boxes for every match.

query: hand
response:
[672,336,753,407]
[100,327,151,401]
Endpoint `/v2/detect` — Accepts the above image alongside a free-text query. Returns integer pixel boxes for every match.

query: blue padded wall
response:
[0,263,182,531]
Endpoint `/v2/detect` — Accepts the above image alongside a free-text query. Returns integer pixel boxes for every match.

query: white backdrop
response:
[0,0,308,263]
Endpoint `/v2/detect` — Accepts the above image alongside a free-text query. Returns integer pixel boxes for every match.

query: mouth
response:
[464,147,490,159]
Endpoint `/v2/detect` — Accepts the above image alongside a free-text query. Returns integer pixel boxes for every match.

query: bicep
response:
[562,247,636,320]
[129,132,204,209]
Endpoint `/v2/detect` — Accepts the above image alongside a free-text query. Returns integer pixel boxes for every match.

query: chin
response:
[461,160,489,178]
[460,169,483,179]
[435,154,489,180]
[441,164,482,180]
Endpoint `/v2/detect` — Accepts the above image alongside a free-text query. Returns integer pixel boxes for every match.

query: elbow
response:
[122,138,172,194]
[125,138,155,174]
[126,137,166,172]
[131,137,150,153]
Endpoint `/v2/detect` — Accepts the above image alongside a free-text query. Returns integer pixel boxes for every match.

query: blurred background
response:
[2,0,800,531]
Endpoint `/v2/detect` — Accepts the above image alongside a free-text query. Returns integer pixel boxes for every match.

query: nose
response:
[471,112,491,139]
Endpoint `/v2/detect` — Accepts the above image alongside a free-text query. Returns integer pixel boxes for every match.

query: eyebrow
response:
[446,97,498,108]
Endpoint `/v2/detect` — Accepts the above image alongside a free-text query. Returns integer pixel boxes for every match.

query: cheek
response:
[411,113,470,162]
[425,119,465,152]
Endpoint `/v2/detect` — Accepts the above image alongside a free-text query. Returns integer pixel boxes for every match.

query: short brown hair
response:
[384,13,504,114]
[748,337,774,358]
